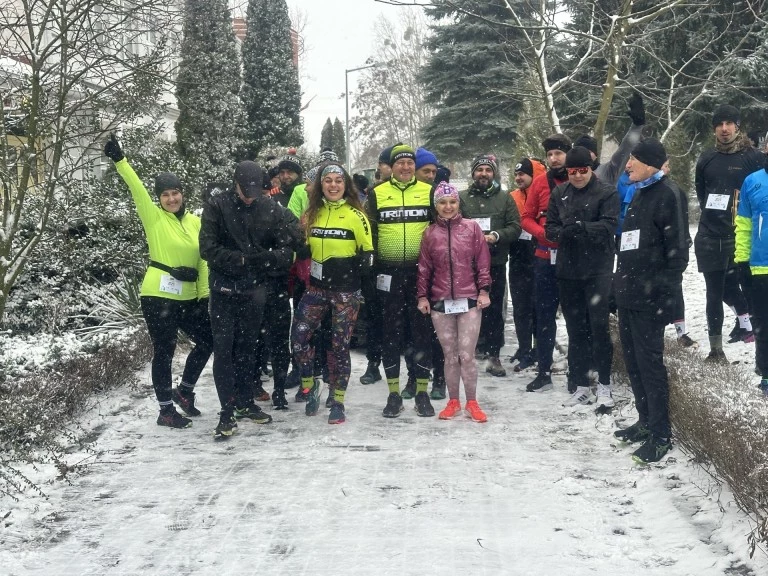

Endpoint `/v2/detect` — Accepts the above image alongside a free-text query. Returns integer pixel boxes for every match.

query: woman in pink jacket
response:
[417,181,492,422]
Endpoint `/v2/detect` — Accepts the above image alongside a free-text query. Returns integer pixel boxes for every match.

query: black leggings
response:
[476,264,507,357]
[255,280,292,390]
[509,257,536,355]
[140,296,213,404]
[703,267,749,336]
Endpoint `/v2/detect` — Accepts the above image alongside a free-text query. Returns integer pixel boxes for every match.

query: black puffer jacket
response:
[200,190,301,294]
[545,175,619,279]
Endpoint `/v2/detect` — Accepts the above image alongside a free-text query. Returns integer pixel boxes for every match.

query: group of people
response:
[103,97,768,462]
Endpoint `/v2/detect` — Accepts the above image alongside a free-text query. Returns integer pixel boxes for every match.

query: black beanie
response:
[435,164,451,184]
[277,153,303,175]
[712,104,741,127]
[514,158,534,177]
[630,138,667,170]
[352,173,369,191]
[154,172,182,197]
[565,146,593,168]
[378,144,396,165]
[542,133,572,153]
[574,135,598,155]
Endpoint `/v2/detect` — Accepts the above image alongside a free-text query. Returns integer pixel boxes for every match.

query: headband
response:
[321,165,345,178]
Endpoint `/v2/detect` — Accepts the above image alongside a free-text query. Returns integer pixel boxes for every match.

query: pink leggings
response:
[430,307,482,401]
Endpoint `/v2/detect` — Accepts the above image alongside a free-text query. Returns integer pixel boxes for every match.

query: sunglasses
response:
[566,167,590,175]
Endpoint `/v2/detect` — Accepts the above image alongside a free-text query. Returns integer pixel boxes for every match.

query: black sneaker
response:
[507,349,522,364]
[272,389,288,410]
[414,391,435,417]
[513,350,536,373]
[234,402,273,424]
[613,421,650,444]
[171,386,201,417]
[677,333,698,348]
[526,372,553,392]
[430,375,446,400]
[295,387,310,402]
[632,435,672,463]
[705,349,728,364]
[306,379,321,416]
[325,388,335,408]
[360,362,382,385]
[727,318,741,342]
[401,376,417,399]
[157,405,192,428]
[328,402,346,424]
[382,392,404,418]
[213,412,237,440]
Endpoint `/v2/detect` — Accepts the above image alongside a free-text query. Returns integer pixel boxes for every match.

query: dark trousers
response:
[255,280,292,390]
[671,282,685,324]
[558,276,613,387]
[361,273,382,365]
[210,287,266,409]
[748,275,768,378]
[140,296,213,404]
[477,264,507,357]
[509,254,536,355]
[533,257,559,374]
[703,267,749,336]
[379,269,432,380]
[618,307,670,439]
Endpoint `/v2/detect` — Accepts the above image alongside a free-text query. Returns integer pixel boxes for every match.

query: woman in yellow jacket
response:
[105,135,213,429]
[291,162,374,424]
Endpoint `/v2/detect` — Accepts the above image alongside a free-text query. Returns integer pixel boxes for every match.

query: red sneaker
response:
[439,399,462,420]
[465,400,487,423]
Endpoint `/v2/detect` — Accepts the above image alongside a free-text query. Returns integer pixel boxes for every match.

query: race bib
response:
[376,274,392,292]
[473,217,492,232]
[310,260,323,280]
[159,274,183,295]
[549,249,557,265]
[621,229,640,251]
[519,230,533,241]
[444,298,469,314]
[705,194,730,211]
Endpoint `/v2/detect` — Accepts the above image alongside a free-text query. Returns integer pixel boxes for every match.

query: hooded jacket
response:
[521,170,568,259]
[735,167,768,274]
[417,213,491,302]
[459,181,521,266]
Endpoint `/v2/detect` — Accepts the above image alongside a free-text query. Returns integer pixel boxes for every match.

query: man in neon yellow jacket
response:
[105,135,213,429]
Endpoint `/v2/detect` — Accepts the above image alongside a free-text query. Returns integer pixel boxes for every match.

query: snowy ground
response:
[2,232,767,576]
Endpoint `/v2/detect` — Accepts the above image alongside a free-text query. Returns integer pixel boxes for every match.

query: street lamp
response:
[345,63,377,168]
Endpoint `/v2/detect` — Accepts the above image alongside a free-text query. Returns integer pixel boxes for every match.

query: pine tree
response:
[175,0,244,184]
[320,118,333,150]
[242,0,304,156]
[332,118,346,165]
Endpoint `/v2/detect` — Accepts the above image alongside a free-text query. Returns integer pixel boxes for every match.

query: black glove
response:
[560,222,585,240]
[104,133,124,163]
[627,92,645,126]
[736,261,752,286]
[246,248,277,269]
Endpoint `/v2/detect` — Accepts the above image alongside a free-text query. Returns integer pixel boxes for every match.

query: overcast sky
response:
[286,0,395,153]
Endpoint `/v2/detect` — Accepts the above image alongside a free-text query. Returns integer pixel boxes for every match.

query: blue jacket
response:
[735,167,768,274]
[616,171,635,236]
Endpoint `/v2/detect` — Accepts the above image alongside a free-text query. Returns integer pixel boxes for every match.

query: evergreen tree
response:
[332,118,346,165]
[242,0,304,156]
[320,118,334,150]
[175,0,244,184]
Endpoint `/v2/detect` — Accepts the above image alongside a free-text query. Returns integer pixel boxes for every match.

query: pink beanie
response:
[433,181,458,205]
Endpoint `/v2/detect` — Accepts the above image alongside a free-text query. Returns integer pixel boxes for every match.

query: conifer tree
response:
[331,118,346,165]
[320,118,334,150]
[242,0,304,156]
[175,0,244,183]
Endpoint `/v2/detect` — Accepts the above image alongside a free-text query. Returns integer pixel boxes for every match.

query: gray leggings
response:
[431,307,482,401]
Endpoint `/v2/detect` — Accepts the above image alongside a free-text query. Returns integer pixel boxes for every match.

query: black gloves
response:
[246,248,277,269]
[736,261,752,285]
[560,221,586,240]
[104,133,124,163]
[627,93,645,126]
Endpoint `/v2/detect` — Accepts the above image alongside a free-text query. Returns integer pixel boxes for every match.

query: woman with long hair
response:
[291,162,373,424]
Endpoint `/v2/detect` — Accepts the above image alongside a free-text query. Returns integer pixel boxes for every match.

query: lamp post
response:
[344,63,377,167]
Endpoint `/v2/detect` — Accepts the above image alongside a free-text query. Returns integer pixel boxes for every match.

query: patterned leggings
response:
[291,287,361,392]
[430,307,482,401]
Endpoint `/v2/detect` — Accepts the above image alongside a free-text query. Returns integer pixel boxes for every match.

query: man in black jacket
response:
[545,146,619,409]
[614,139,688,463]
[200,161,299,439]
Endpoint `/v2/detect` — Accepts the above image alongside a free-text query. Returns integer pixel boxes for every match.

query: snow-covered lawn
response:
[1,230,767,575]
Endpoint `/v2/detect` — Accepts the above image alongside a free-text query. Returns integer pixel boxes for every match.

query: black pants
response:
[558,276,612,387]
[671,282,685,324]
[703,267,749,337]
[140,296,213,404]
[360,273,383,365]
[509,248,536,355]
[255,279,292,390]
[534,257,559,373]
[379,268,432,380]
[748,275,768,378]
[618,307,670,439]
[476,264,507,357]
[210,287,266,409]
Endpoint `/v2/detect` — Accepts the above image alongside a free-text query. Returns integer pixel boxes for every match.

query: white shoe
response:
[596,382,615,408]
[563,386,596,407]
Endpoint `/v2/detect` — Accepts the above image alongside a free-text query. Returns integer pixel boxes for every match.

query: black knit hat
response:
[542,133,572,153]
[234,160,265,198]
[154,172,182,197]
[574,135,598,155]
[514,158,534,177]
[630,138,667,170]
[390,144,416,164]
[712,104,741,127]
[565,146,593,168]
[471,154,498,177]
[352,173,369,192]
[378,144,396,165]
[277,153,302,175]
